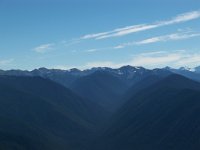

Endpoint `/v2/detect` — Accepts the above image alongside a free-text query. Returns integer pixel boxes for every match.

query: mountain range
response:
[0,66,200,150]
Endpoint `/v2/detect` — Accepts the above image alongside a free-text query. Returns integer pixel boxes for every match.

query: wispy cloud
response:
[129,50,200,68]
[175,53,200,67]
[81,10,200,40]
[129,51,184,67]
[36,11,200,51]
[84,47,113,53]
[0,59,14,66]
[136,32,200,45]
[52,50,200,70]
[33,43,54,53]
[115,31,200,49]
[61,39,81,47]
[85,49,100,53]
[85,61,117,68]
[82,50,200,69]
[86,30,200,51]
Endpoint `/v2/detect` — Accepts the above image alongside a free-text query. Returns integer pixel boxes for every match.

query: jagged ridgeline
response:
[0,66,200,150]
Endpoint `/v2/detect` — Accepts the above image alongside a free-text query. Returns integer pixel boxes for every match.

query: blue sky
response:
[1,0,200,70]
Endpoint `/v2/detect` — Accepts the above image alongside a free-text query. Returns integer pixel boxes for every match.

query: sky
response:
[1,0,200,70]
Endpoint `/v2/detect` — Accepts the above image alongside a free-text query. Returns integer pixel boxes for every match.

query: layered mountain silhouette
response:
[0,76,106,150]
[1,65,200,87]
[0,66,200,150]
[95,74,200,150]
[71,71,129,112]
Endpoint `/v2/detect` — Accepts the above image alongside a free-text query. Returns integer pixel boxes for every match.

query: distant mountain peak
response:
[119,65,143,70]
[68,68,81,72]
[179,67,194,72]
[195,66,200,73]
[38,67,48,70]
[163,66,172,70]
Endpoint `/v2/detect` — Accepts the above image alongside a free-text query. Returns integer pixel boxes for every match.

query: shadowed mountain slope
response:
[94,74,200,150]
[0,76,106,150]
[70,71,129,111]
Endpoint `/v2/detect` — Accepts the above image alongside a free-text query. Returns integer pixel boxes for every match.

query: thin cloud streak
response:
[85,49,99,53]
[0,59,14,66]
[84,47,114,53]
[43,11,200,51]
[81,10,200,40]
[62,39,81,47]
[115,31,200,49]
[86,31,200,52]
[82,50,200,69]
[33,43,54,53]
[136,32,200,45]
[83,31,200,53]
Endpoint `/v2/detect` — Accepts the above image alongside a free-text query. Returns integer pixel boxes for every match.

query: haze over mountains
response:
[0,65,200,150]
